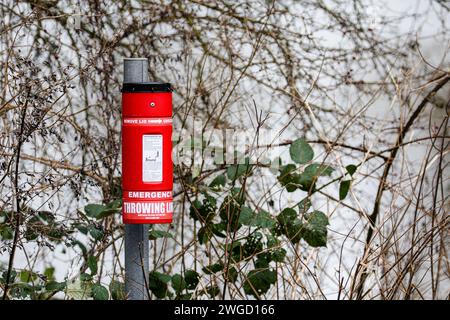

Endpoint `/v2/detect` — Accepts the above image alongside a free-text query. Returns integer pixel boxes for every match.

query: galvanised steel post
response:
[123,58,150,300]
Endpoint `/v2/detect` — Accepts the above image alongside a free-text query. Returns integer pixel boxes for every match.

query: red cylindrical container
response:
[121,82,173,224]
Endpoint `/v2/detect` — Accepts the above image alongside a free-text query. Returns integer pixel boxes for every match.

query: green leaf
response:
[0,270,17,284]
[184,270,199,290]
[87,255,98,275]
[189,199,203,221]
[85,202,118,219]
[106,199,122,210]
[297,163,332,192]
[171,274,186,293]
[238,206,254,225]
[239,207,274,228]
[209,174,227,190]
[277,164,299,192]
[253,210,276,229]
[270,248,287,262]
[71,240,87,256]
[266,234,280,248]
[276,208,297,227]
[255,254,270,268]
[0,225,13,240]
[227,267,238,283]
[290,138,314,164]
[149,271,170,298]
[298,198,312,214]
[211,223,227,238]
[189,194,216,223]
[149,230,173,240]
[156,272,172,283]
[202,263,224,275]
[243,232,263,258]
[276,208,303,244]
[9,282,42,299]
[205,285,220,297]
[88,225,103,241]
[24,218,39,240]
[47,226,64,241]
[80,273,92,282]
[37,211,55,222]
[339,180,351,200]
[109,280,126,300]
[66,278,92,300]
[20,270,37,282]
[227,157,252,181]
[227,163,250,180]
[284,222,303,244]
[91,283,109,300]
[45,281,66,292]
[44,267,55,281]
[304,163,333,177]
[278,164,297,176]
[197,226,211,245]
[176,293,192,300]
[230,241,244,262]
[84,204,106,219]
[346,164,357,176]
[243,269,277,298]
[302,211,329,247]
[72,222,88,235]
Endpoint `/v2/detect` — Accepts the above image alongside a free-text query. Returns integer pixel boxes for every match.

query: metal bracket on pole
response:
[123,58,150,300]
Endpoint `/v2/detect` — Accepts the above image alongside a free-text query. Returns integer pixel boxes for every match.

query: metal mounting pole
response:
[123,58,149,300]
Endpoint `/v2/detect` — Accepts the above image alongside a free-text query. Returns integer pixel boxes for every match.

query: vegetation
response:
[0,0,449,300]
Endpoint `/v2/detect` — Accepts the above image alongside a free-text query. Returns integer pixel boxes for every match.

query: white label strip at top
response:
[123,118,172,125]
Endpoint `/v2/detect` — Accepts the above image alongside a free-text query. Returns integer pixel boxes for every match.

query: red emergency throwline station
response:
[121,82,173,224]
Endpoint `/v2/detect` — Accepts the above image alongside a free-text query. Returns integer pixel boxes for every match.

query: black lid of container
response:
[121,82,172,93]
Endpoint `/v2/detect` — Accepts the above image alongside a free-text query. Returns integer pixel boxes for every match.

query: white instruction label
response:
[143,135,163,182]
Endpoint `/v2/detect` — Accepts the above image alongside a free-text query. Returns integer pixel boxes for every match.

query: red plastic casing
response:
[121,86,173,224]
